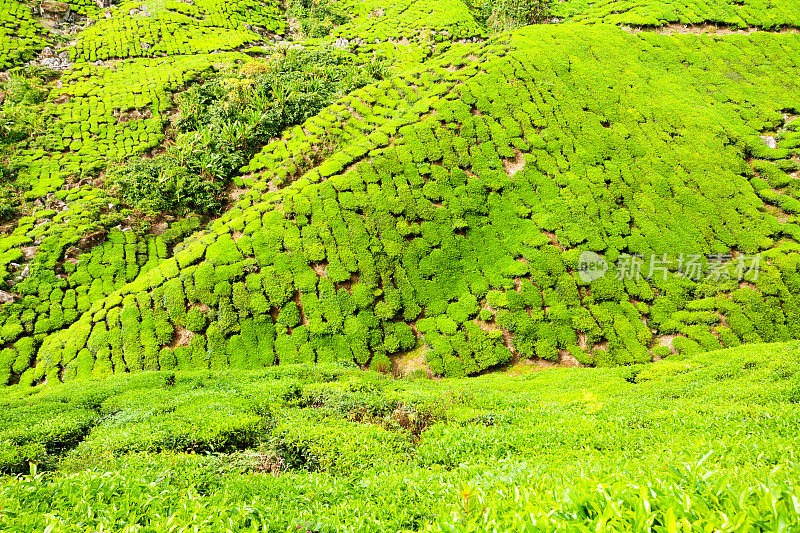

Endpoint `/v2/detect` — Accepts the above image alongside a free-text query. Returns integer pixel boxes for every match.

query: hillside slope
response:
[1,0,800,383]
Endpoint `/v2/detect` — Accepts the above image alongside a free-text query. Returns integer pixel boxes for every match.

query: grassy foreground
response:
[1,342,800,531]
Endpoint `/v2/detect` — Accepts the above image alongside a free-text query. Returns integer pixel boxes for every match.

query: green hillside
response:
[3,19,800,383]
[2,0,800,527]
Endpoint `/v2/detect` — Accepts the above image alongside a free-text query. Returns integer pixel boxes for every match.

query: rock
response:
[78,230,107,250]
[95,0,112,8]
[40,50,72,70]
[64,246,82,259]
[20,266,29,279]
[761,135,777,149]
[334,37,349,49]
[40,1,72,22]
[140,42,151,49]
[0,291,17,304]
[21,246,37,261]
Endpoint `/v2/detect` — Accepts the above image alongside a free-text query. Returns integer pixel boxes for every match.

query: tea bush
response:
[70,0,285,63]
[555,0,800,27]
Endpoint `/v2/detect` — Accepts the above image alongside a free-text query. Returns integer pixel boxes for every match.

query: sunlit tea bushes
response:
[4,0,800,382]
[330,0,486,43]
[0,0,49,71]
[0,189,202,385]
[71,0,284,63]
[555,0,800,27]
[12,52,246,199]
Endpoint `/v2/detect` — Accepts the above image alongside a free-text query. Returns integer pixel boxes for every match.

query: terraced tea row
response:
[70,0,284,63]
[556,0,800,28]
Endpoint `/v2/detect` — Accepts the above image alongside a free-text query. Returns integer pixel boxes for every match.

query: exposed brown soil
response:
[149,221,168,235]
[656,335,677,357]
[114,107,152,123]
[311,262,328,277]
[622,23,800,35]
[503,149,525,178]
[392,347,430,378]
[191,302,211,313]
[543,231,564,250]
[558,349,581,367]
[170,326,194,348]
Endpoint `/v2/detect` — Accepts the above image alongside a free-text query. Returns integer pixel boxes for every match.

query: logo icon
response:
[577,251,608,282]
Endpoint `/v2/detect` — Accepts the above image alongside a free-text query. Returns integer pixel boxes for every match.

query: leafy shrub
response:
[176,48,386,151]
[105,156,224,216]
[472,0,552,32]
[287,0,350,38]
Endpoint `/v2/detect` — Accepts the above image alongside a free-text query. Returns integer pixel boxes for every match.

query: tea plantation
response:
[8,23,800,383]
[1,0,800,527]
[2,342,800,530]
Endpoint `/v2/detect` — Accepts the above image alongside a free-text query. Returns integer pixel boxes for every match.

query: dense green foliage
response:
[555,0,800,27]
[3,0,800,529]
[1,0,800,384]
[105,156,224,216]
[8,24,797,384]
[0,0,49,71]
[472,0,552,32]
[2,342,800,529]
[287,0,351,38]
[106,48,386,215]
[71,0,285,63]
